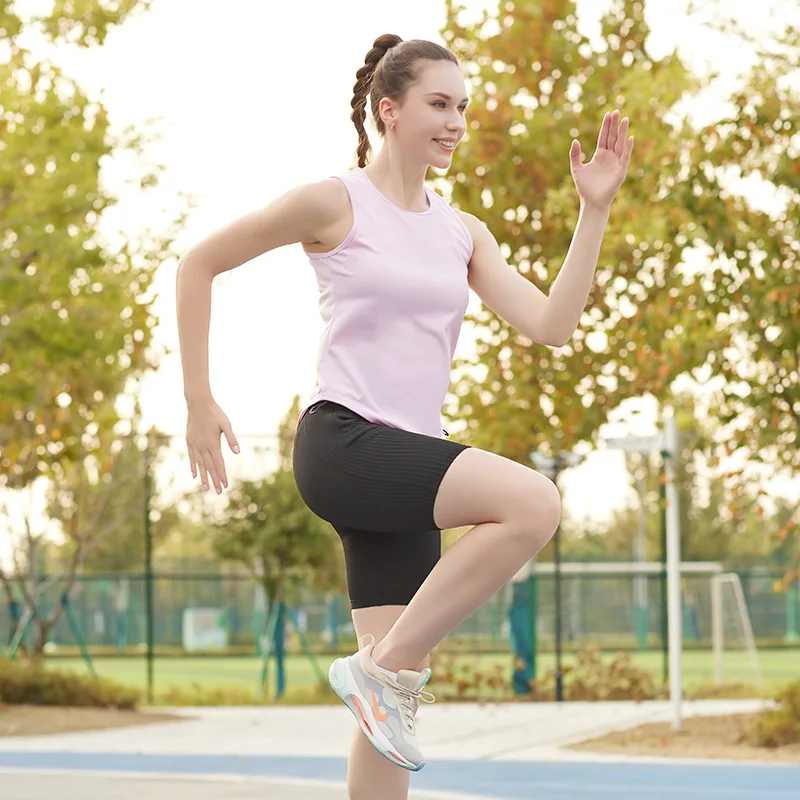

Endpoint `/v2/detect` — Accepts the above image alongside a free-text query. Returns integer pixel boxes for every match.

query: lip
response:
[433,138,458,152]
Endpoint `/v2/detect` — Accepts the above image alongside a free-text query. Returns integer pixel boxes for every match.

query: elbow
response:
[536,328,571,348]
[177,252,214,282]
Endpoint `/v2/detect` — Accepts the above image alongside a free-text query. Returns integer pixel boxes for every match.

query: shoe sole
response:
[328,656,425,772]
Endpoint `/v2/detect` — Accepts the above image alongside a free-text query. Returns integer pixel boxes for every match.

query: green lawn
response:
[45,648,798,696]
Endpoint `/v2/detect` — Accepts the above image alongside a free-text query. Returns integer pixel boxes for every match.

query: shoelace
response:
[391,681,436,732]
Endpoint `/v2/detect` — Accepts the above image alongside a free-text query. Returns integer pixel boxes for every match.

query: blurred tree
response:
[560,394,796,567]
[48,428,180,575]
[0,409,182,653]
[0,0,189,487]
[440,0,799,477]
[207,399,345,607]
[0,0,189,651]
[682,17,800,472]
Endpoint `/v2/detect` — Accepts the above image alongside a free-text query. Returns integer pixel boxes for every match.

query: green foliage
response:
[29,0,155,47]
[0,657,139,709]
[560,394,797,566]
[746,681,800,748]
[208,469,343,604]
[441,0,705,459]
[206,398,345,604]
[0,0,191,654]
[48,429,180,573]
[1,1,189,491]
[440,0,799,476]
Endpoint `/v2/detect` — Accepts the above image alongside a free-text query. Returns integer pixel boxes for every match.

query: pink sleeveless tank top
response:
[302,168,473,438]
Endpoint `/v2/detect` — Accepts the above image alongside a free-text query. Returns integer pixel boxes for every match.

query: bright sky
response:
[2,0,797,569]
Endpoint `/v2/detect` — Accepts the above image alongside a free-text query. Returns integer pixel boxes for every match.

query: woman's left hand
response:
[570,109,634,211]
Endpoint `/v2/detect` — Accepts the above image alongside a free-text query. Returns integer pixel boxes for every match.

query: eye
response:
[433,101,447,108]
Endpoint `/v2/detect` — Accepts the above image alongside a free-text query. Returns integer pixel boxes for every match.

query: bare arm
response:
[177,179,348,495]
[176,179,347,405]
[539,203,610,346]
[463,110,632,348]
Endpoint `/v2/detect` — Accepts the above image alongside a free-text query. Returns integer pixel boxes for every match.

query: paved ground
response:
[0,772,473,800]
[2,700,798,799]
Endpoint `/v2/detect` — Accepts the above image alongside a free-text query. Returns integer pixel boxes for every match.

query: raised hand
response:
[569,109,634,211]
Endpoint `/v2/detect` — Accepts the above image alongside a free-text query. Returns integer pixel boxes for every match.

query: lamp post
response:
[530,450,585,702]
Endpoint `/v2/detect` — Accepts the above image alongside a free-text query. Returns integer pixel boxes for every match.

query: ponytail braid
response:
[350,34,403,168]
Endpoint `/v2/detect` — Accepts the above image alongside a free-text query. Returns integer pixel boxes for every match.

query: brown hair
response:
[350,34,459,168]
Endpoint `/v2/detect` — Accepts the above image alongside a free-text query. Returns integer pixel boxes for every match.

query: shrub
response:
[155,682,339,706]
[428,645,667,702]
[529,646,667,702]
[746,681,800,748]
[0,657,140,710]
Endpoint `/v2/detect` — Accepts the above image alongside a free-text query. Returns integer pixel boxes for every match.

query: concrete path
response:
[2,699,798,800]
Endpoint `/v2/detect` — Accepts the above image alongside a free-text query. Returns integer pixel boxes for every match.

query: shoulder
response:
[453,208,479,229]
[295,177,351,222]
[453,208,491,246]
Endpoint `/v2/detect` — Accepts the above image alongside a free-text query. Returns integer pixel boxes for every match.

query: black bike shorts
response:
[292,400,470,609]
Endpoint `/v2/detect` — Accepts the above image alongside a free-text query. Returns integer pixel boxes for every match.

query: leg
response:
[347,605,428,800]
[372,447,560,671]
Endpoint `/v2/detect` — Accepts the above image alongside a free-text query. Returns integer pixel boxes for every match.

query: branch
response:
[0,564,16,608]
[42,538,85,635]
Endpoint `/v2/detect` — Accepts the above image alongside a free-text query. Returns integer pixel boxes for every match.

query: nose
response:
[446,115,465,136]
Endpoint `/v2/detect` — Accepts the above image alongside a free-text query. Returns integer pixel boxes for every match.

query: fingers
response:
[621,134,635,172]
[597,111,611,150]
[199,449,225,494]
[194,455,209,491]
[188,443,229,494]
[223,426,241,456]
[598,109,630,155]
[614,116,630,158]
[606,109,620,151]
[188,444,211,491]
[188,445,197,479]
[569,138,583,169]
[208,449,228,493]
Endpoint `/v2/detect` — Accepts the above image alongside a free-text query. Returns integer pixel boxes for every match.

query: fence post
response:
[144,434,155,704]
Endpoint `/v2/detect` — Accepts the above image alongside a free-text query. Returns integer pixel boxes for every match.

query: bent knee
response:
[510,474,561,544]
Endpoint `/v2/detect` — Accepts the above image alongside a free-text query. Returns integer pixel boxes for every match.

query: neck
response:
[363,148,430,212]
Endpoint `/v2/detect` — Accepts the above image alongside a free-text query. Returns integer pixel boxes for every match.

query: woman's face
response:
[383,60,469,170]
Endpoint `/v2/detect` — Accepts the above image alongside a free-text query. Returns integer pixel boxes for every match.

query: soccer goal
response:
[515,560,725,650]
[711,572,763,690]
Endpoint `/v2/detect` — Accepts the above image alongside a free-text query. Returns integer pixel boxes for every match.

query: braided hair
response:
[350,34,459,168]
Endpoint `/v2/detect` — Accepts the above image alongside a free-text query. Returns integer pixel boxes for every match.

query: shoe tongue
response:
[396,667,431,692]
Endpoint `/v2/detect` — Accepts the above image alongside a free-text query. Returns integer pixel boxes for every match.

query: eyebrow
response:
[425,92,469,104]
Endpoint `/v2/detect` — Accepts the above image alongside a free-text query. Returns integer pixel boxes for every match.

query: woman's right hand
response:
[185,398,240,494]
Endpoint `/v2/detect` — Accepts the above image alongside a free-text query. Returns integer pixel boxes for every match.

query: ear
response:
[378,96,398,130]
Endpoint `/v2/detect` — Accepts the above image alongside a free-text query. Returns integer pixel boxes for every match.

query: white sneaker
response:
[328,634,435,771]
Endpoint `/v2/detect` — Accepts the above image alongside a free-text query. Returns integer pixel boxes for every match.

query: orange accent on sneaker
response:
[352,695,374,737]
[371,687,389,722]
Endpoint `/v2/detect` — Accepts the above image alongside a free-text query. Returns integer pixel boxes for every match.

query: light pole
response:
[530,450,585,702]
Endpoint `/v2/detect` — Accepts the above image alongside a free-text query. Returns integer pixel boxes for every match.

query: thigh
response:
[293,400,469,534]
[432,446,562,532]
[337,525,441,610]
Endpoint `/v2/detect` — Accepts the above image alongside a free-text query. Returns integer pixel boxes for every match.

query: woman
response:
[177,32,633,798]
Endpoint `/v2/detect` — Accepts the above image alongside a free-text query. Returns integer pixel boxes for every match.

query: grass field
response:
[44,648,798,700]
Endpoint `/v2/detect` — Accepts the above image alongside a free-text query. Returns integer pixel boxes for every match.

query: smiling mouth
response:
[434,138,457,151]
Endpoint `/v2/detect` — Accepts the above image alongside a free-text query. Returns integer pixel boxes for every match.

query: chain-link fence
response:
[2,431,797,695]
[2,567,796,653]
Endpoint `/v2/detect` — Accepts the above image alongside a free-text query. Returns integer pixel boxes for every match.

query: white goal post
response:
[711,572,764,690]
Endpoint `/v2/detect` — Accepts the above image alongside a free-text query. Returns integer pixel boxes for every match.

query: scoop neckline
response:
[357,169,433,215]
